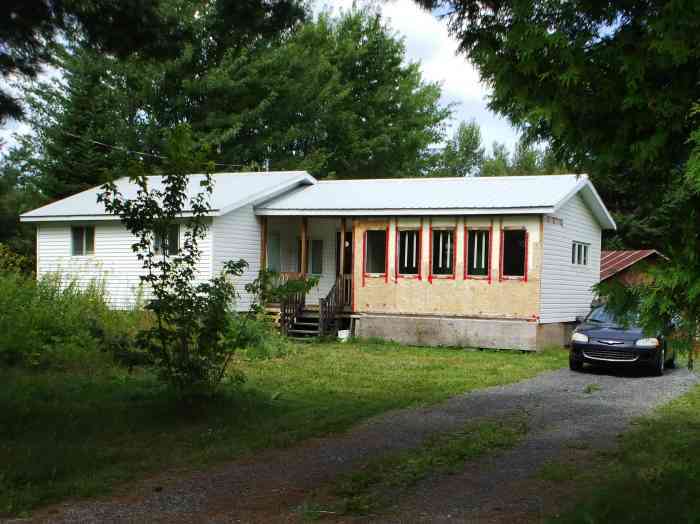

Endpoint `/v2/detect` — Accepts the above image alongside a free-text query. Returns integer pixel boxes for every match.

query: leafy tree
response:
[193,10,450,178]
[434,119,484,176]
[0,149,44,264]
[480,141,511,177]
[98,125,248,396]
[415,0,700,247]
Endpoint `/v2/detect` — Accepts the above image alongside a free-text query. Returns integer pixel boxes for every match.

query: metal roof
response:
[257,174,616,229]
[20,171,315,222]
[600,250,660,281]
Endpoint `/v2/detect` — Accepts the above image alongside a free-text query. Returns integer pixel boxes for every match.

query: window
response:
[310,239,323,275]
[154,224,179,256]
[432,229,454,276]
[466,229,490,277]
[267,232,281,272]
[572,241,589,266]
[398,230,420,275]
[71,226,95,255]
[502,229,526,277]
[365,229,387,274]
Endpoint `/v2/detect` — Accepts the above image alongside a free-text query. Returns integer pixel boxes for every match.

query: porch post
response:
[260,216,268,270]
[339,217,346,276]
[300,216,308,275]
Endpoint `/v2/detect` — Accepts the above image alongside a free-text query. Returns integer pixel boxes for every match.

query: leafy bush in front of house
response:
[244,269,319,312]
[228,312,294,361]
[99,125,255,397]
[0,270,143,369]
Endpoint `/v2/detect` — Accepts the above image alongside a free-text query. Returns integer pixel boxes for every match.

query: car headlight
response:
[635,338,660,348]
[571,332,589,343]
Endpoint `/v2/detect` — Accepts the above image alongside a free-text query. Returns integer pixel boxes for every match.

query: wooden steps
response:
[287,309,321,340]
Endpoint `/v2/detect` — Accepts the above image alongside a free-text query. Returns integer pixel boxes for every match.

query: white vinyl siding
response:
[211,204,261,312]
[36,221,212,309]
[540,194,602,323]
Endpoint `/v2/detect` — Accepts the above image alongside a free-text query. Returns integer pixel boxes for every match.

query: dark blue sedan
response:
[569,305,676,375]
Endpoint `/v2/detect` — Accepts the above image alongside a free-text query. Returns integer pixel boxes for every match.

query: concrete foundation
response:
[354,314,573,351]
[355,314,538,351]
[536,321,576,349]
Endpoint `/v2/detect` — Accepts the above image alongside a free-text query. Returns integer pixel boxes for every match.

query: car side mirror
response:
[575,315,586,324]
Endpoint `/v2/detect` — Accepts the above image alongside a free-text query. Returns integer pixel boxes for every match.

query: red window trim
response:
[385,224,389,283]
[430,227,456,280]
[428,221,433,284]
[464,227,491,281]
[362,227,389,284]
[395,228,421,280]
[499,227,529,281]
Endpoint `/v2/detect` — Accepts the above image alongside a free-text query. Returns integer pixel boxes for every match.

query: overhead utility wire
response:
[59,130,247,170]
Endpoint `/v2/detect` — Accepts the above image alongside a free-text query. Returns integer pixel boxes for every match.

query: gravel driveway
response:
[24,365,697,523]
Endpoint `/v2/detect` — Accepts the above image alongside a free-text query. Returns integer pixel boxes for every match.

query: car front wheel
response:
[570,356,584,372]
[652,347,665,376]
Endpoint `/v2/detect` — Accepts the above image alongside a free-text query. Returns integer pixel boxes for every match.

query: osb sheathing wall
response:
[352,216,543,320]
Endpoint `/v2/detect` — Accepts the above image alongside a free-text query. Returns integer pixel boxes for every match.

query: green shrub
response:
[228,313,293,361]
[0,244,30,274]
[0,271,144,369]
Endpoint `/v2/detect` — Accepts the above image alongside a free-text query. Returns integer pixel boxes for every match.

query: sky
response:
[0,0,519,157]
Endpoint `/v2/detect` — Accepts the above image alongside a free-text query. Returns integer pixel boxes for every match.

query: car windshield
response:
[586,306,639,326]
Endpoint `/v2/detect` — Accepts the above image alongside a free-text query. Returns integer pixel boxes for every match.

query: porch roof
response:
[256,174,616,230]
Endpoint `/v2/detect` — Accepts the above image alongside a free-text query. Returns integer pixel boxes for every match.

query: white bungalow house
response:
[20,171,616,350]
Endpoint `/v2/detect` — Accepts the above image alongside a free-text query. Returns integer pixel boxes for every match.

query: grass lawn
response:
[0,340,566,517]
[551,378,700,523]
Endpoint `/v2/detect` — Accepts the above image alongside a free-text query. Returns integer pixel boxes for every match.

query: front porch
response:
[261,216,353,338]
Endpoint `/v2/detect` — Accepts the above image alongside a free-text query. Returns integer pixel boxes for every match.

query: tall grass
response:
[0,271,145,369]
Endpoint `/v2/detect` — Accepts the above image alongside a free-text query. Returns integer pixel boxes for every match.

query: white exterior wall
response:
[540,194,602,323]
[211,205,261,312]
[36,220,213,308]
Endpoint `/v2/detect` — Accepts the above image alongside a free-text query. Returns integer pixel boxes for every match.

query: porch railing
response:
[280,287,306,335]
[319,283,338,337]
[337,274,352,308]
[319,275,353,336]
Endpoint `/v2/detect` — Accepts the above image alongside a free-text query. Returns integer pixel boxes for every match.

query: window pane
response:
[577,243,583,265]
[268,232,281,272]
[168,225,179,255]
[503,230,526,277]
[365,230,387,274]
[467,230,489,276]
[84,226,95,254]
[311,239,323,274]
[398,230,419,274]
[583,245,588,265]
[154,224,178,256]
[71,227,84,255]
[432,230,454,275]
[572,243,576,264]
